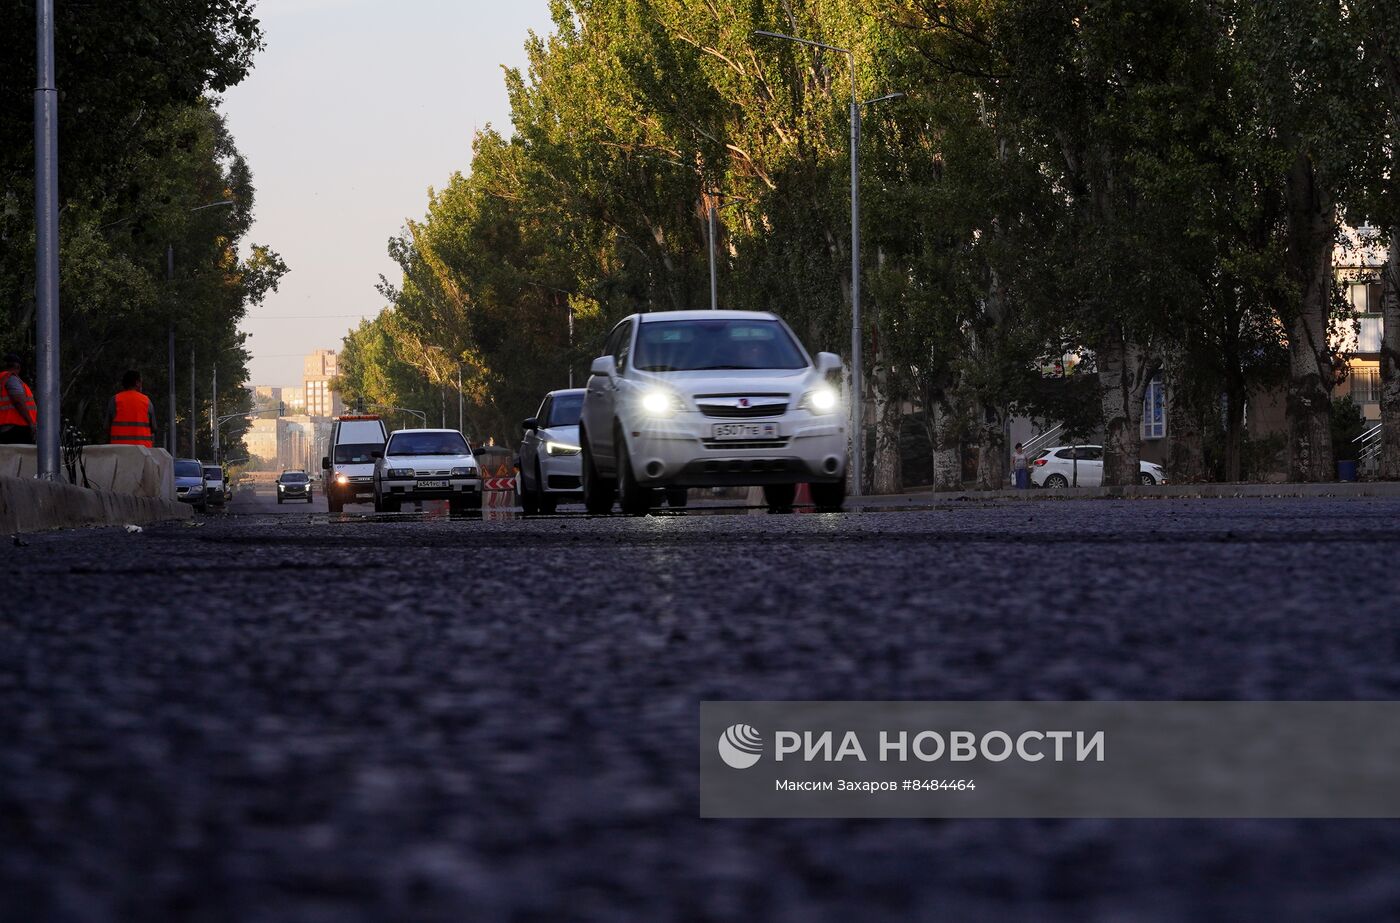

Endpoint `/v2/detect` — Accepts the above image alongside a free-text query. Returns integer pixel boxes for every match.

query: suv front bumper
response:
[622,414,847,488]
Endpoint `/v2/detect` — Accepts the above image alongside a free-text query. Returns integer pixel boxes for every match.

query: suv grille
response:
[697,397,789,418]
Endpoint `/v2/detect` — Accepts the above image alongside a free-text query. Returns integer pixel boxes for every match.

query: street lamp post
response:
[751,33,904,497]
[34,0,60,480]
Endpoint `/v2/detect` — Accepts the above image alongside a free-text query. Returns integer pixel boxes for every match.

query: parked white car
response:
[372,428,482,514]
[1030,445,1167,488]
[578,310,848,514]
[518,388,586,514]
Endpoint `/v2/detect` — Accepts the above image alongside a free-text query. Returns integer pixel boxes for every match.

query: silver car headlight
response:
[639,389,682,418]
[800,386,840,414]
[451,466,477,477]
[546,441,581,457]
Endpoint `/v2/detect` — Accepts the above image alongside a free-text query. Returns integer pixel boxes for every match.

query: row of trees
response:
[0,1,285,458]
[340,0,1399,487]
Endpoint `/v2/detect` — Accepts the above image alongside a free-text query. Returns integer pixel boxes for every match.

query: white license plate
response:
[416,480,449,489]
[711,422,778,441]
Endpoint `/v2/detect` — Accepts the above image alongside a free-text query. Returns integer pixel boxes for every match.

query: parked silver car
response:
[1030,445,1167,488]
[517,389,586,514]
[174,458,209,512]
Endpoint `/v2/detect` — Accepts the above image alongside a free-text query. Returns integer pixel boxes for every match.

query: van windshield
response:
[334,443,382,464]
[203,467,222,480]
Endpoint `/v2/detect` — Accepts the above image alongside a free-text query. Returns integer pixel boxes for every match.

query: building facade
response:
[303,349,342,419]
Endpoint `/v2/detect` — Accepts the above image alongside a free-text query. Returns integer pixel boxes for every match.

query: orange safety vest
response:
[110,389,155,447]
[0,371,37,428]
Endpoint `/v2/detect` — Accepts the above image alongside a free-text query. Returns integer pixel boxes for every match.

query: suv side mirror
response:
[320,456,330,470]
[522,417,539,432]
[590,356,614,377]
[816,352,842,374]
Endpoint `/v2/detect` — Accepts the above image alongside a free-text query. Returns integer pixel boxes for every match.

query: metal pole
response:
[457,365,464,432]
[849,90,864,497]
[167,244,176,456]
[212,365,218,463]
[190,346,196,458]
[708,200,718,310]
[567,304,575,388]
[34,0,60,480]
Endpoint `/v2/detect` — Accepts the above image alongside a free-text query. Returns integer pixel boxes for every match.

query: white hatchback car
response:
[1030,445,1167,488]
[578,310,848,514]
[518,388,586,514]
[372,428,482,514]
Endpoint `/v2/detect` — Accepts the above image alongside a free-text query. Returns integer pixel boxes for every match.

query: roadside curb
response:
[0,475,193,535]
[883,482,1400,504]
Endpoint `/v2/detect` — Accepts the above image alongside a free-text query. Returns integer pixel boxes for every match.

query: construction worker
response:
[106,369,156,448]
[0,353,37,445]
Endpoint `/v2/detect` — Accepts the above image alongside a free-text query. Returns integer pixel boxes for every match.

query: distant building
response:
[303,349,342,418]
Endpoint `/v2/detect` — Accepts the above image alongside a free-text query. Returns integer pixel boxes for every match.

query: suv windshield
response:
[280,472,308,483]
[334,443,382,465]
[633,319,807,372]
[387,431,470,456]
[548,393,584,427]
[175,461,202,478]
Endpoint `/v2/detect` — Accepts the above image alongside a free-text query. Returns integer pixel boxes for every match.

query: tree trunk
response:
[1096,328,1153,486]
[1380,225,1400,478]
[1282,151,1337,482]
[928,395,961,492]
[870,363,902,495]
[1167,393,1206,483]
[1224,381,1246,482]
[976,404,1008,490]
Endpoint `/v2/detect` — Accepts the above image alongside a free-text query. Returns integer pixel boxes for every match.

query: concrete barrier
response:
[0,444,174,499]
[0,475,191,534]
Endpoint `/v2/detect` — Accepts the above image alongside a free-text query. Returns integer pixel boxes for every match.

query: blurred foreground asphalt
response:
[4,495,1400,922]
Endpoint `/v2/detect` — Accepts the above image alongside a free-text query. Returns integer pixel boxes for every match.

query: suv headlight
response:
[640,389,683,417]
[546,441,581,457]
[387,468,414,479]
[800,386,840,414]
[451,466,478,477]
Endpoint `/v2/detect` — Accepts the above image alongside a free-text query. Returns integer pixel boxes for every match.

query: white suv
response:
[578,310,848,514]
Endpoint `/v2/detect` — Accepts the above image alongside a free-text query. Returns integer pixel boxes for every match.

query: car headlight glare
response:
[546,441,581,457]
[641,389,680,417]
[451,466,477,477]
[335,474,349,485]
[802,387,840,414]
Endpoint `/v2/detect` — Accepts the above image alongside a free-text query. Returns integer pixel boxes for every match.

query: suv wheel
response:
[617,438,652,516]
[810,478,847,512]
[580,427,615,515]
[1044,474,1069,489]
[1140,472,1157,486]
[763,483,796,513]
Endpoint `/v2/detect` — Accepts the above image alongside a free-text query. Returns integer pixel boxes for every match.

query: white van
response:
[322,415,388,512]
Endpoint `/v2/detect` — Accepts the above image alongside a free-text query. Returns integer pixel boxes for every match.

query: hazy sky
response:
[222,0,555,388]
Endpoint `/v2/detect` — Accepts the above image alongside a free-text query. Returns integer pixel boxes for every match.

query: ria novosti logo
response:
[718,724,764,769]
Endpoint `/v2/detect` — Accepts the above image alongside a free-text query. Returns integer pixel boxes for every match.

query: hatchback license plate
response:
[416,479,449,489]
[712,422,778,441]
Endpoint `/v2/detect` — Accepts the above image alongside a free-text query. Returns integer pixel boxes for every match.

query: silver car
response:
[174,458,209,512]
[517,389,586,514]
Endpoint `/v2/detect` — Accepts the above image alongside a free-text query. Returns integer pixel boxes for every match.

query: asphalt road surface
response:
[5,492,1400,922]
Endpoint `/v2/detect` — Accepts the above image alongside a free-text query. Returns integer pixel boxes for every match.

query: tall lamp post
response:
[34,0,60,480]
[752,32,901,497]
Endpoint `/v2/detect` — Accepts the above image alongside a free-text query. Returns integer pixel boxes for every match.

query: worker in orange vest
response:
[106,369,157,448]
[0,353,37,445]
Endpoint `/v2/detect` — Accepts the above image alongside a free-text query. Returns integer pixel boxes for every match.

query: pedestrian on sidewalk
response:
[106,370,157,448]
[1012,442,1030,490]
[0,353,37,445]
